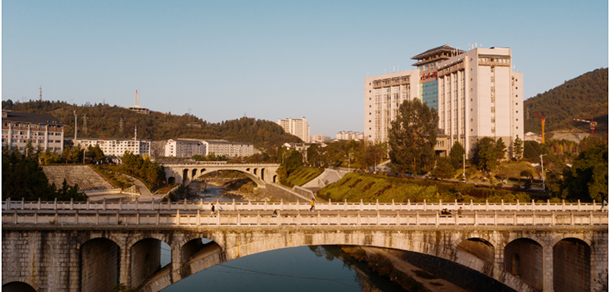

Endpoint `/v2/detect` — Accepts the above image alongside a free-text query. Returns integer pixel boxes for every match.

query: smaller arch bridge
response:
[162,163,280,187]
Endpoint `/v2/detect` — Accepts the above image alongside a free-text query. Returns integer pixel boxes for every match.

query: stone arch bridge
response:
[161,163,279,187]
[2,202,607,292]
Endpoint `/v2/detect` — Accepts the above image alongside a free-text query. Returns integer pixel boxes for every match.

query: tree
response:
[431,157,455,179]
[513,136,523,160]
[449,141,465,169]
[471,137,498,172]
[388,99,438,175]
[562,143,608,202]
[495,138,507,161]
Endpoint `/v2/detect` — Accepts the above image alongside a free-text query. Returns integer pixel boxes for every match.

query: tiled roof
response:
[411,44,463,60]
[2,111,65,125]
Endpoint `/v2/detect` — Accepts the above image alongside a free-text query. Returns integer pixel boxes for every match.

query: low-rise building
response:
[203,140,254,158]
[165,139,205,158]
[1,110,65,153]
[74,138,151,157]
[336,131,364,141]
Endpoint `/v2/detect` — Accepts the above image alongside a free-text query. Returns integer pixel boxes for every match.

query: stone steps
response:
[42,165,115,191]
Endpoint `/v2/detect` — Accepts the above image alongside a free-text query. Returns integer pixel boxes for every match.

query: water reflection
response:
[188,182,245,202]
[161,245,404,292]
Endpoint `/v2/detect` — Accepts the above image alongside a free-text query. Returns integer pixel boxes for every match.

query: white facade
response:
[202,140,254,158]
[165,139,205,158]
[1,111,65,153]
[436,47,523,156]
[336,131,364,140]
[277,117,311,143]
[364,70,420,142]
[74,138,151,157]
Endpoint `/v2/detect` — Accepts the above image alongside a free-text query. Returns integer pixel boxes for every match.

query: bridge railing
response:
[2,209,607,226]
[3,197,603,212]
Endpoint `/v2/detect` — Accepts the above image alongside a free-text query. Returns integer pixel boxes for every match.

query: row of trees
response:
[120,152,166,188]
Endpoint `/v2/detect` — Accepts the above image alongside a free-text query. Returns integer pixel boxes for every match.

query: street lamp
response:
[463,153,466,182]
[540,154,547,190]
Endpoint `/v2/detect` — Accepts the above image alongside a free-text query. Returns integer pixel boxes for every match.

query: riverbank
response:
[342,247,468,292]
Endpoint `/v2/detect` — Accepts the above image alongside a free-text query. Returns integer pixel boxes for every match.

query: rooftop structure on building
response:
[1,110,66,154]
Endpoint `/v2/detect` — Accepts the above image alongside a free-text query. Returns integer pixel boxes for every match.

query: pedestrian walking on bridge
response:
[310,198,315,212]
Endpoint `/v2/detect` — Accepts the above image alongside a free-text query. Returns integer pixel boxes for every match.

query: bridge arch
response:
[504,238,543,291]
[187,168,265,188]
[80,238,121,292]
[2,281,37,292]
[141,230,535,292]
[553,237,591,292]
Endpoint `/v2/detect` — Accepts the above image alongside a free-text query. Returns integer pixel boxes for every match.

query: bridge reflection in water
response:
[2,199,607,292]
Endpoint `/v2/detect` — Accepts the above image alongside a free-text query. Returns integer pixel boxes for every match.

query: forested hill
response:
[1,100,301,151]
[523,68,608,136]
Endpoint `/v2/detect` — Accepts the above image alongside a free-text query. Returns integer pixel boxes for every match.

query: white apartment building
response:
[74,138,151,157]
[311,134,330,143]
[277,117,311,143]
[165,139,205,158]
[202,140,254,158]
[365,45,523,157]
[364,70,420,143]
[1,111,65,153]
[336,131,364,141]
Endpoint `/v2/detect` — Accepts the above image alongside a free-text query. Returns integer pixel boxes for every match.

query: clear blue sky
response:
[3,0,608,137]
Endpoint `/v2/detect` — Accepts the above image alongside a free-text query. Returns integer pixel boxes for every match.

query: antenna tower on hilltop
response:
[119,117,124,134]
[39,86,42,101]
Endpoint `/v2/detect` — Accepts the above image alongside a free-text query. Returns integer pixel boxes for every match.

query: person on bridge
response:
[211,203,215,215]
[310,198,315,212]
[602,200,607,212]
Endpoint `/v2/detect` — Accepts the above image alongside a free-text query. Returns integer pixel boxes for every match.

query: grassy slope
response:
[285,166,325,186]
[318,172,534,203]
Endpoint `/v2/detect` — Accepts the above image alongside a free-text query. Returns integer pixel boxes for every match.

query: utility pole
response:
[39,86,42,101]
[83,114,88,134]
[540,154,547,191]
[74,111,78,141]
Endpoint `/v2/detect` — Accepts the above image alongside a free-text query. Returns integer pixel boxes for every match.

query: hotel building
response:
[1,111,65,153]
[277,117,311,143]
[365,45,523,157]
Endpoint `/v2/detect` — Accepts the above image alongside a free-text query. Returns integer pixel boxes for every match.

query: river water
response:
[161,245,404,292]
[188,182,245,202]
[163,183,404,291]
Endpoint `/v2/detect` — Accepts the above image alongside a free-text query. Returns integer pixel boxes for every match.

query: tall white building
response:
[365,45,523,157]
[277,117,310,143]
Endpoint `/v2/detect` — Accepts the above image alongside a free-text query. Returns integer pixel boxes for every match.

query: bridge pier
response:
[542,246,554,292]
[170,236,184,284]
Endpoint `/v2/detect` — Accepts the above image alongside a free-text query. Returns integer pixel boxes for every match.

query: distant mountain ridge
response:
[523,68,608,137]
[1,100,301,151]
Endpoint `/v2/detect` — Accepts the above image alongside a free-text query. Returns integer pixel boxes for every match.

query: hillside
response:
[523,68,608,137]
[1,100,301,152]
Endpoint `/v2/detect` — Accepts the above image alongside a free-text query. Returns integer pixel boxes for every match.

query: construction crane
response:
[533,112,546,143]
[573,118,598,136]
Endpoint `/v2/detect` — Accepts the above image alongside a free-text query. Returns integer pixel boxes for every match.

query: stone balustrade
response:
[3,197,604,212]
[3,208,607,226]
